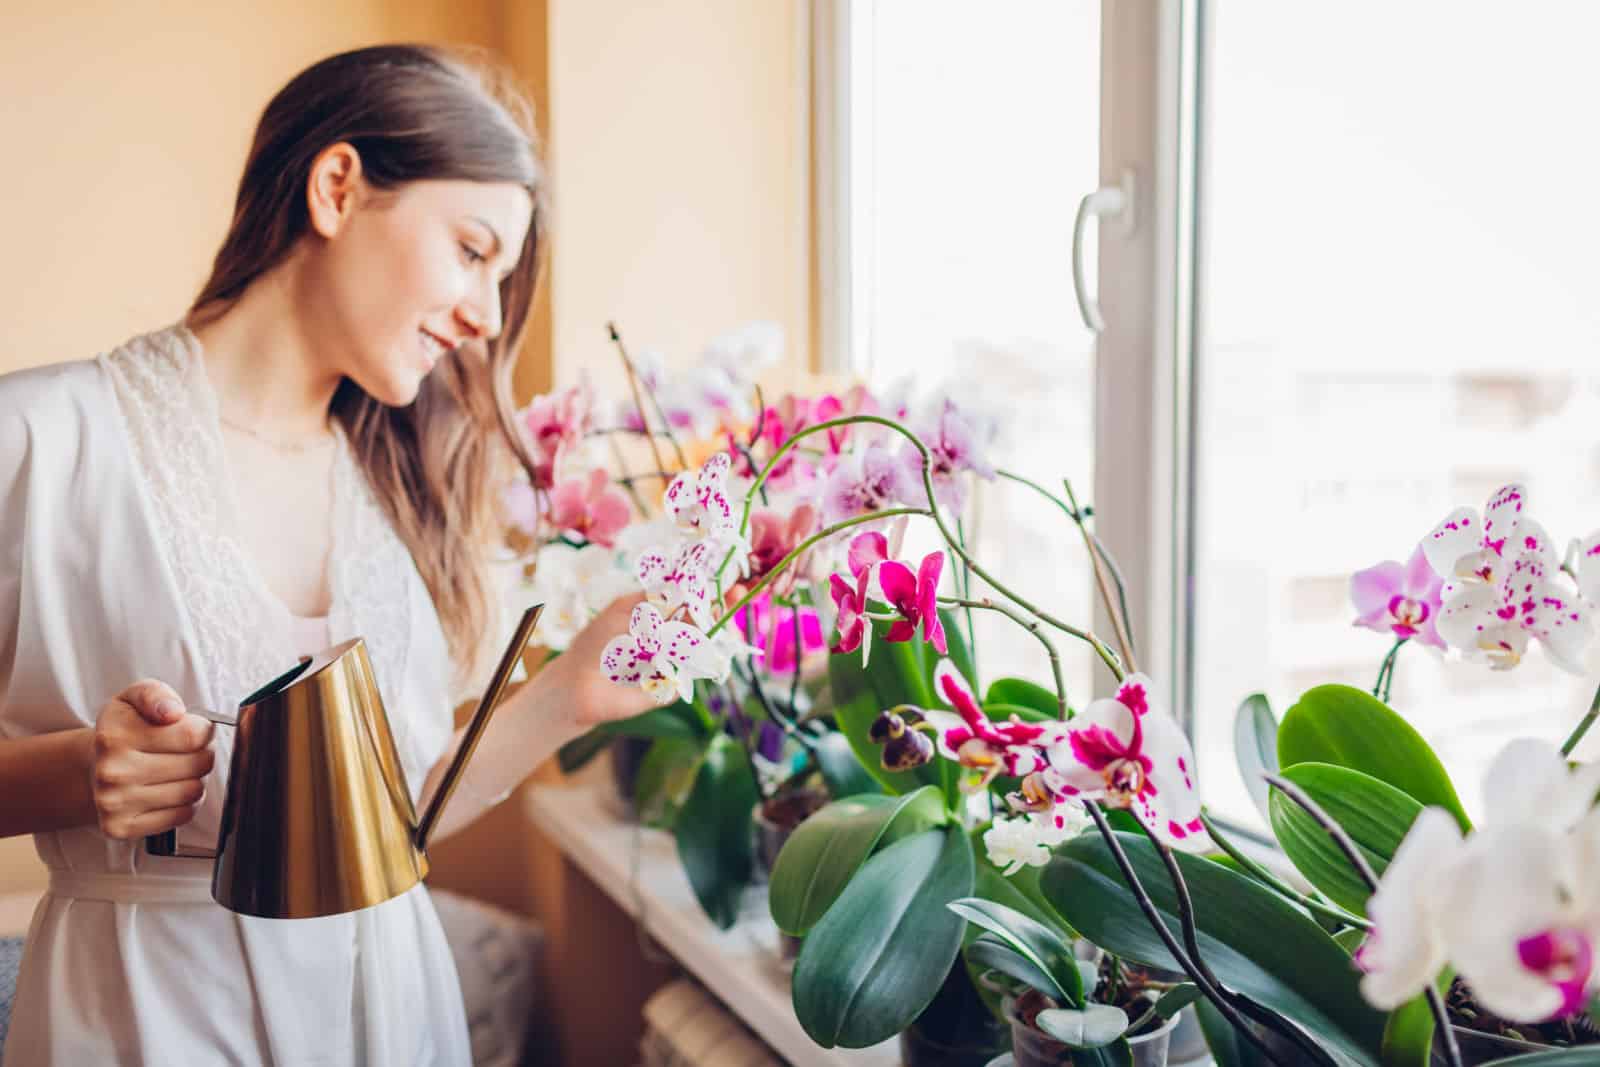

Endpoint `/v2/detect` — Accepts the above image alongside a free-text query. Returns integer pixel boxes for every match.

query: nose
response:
[457,277,504,341]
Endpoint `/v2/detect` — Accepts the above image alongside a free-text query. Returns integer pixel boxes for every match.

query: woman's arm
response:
[418,595,656,845]
[0,728,97,838]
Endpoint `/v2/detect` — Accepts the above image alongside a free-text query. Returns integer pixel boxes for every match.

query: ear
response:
[305,143,365,239]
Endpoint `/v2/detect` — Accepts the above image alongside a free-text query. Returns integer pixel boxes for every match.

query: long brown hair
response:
[190,44,545,678]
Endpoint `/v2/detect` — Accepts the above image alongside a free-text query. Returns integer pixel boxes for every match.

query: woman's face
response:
[309,171,534,407]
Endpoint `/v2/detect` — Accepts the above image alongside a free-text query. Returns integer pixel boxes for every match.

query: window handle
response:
[1071,169,1136,333]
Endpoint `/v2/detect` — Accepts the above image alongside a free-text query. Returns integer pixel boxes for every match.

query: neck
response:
[187,261,346,440]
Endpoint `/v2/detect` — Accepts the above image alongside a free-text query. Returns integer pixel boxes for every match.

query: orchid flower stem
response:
[707,507,932,637]
[938,596,1070,719]
[1146,833,1330,1067]
[1560,682,1600,757]
[607,322,688,473]
[955,517,979,674]
[1263,774,1463,1067]
[606,428,654,517]
[726,415,1125,678]
[1371,638,1407,703]
[1081,801,1288,1067]
[994,471,1133,636]
[1061,480,1138,674]
[1198,813,1372,931]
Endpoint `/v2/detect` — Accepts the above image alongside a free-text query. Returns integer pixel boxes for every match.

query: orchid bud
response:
[868,705,923,745]
[882,728,934,772]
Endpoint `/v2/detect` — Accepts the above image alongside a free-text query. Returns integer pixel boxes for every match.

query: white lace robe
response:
[0,325,471,1065]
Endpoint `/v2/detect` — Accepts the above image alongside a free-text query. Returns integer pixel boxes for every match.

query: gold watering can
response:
[145,605,544,919]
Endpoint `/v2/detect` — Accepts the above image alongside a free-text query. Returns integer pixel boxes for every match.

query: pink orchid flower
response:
[1044,674,1208,852]
[600,602,715,706]
[520,384,593,490]
[1423,484,1554,589]
[828,531,889,658]
[877,551,947,654]
[548,468,631,547]
[747,503,818,593]
[1351,544,1446,649]
[922,660,1065,792]
[1437,547,1592,673]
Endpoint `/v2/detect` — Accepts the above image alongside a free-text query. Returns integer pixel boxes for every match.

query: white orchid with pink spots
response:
[601,602,723,706]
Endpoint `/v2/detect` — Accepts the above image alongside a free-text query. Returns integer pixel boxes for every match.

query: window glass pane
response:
[850,0,1102,686]
[1193,3,1600,829]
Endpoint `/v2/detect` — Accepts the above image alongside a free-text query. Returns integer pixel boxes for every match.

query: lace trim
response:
[100,327,415,755]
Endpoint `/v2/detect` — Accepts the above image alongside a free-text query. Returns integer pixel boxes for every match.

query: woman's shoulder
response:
[0,324,190,427]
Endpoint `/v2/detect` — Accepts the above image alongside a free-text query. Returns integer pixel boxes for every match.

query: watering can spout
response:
[414,604,545,853]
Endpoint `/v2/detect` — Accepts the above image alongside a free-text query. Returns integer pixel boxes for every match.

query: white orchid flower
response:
[1435,546,1592,673]
[600,602,719,706]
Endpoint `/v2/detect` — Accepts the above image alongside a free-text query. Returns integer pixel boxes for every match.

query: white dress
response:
[0,325,473,1065]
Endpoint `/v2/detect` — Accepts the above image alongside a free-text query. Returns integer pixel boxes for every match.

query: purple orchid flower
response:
[1351,544,1447,650]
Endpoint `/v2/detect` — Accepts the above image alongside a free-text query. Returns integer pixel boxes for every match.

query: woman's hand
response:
[544,593,662,733]
[91,680,216,839]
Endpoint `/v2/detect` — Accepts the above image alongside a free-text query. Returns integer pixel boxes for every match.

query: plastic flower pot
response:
[898,960,1011,1067]
[751,787,827,968]
[607,735,652,820]
[1007,989,1181,1067]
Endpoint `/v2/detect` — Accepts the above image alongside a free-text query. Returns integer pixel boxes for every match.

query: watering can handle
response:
[143,706,237,859]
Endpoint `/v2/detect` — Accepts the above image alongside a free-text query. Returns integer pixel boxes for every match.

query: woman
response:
[0,44,652,1064]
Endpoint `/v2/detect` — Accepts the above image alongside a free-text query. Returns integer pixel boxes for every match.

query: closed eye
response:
[459,242,487,266]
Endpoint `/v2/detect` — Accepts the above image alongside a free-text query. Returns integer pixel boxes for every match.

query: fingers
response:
[134,747,216,786]
[99,802,203,841]
[119,679,187,727]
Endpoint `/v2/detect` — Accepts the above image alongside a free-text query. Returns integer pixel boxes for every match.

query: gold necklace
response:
[219,414,336,454]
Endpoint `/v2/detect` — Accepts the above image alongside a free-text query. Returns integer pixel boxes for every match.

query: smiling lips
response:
[418,328,454,369]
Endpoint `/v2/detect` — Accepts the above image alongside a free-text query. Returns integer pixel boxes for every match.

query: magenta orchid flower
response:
[600,602,717,705]
[1043,674,1208,852]
[547,468,632,548]
[1423,484,1554,589]
[1436,546,1592,673]
[877,551,947,654]
[828,531,889,658]
[731,592,826,674]
[1351,544,1446,649]
[921,660,1065,793]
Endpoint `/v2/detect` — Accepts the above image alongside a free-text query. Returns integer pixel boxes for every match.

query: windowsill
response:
[524,783,900,1067]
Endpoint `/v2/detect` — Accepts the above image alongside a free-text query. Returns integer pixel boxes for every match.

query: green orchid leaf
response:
[948,896,1083,1007]
[1380,970,1453,1067]
[938,605,979,693]
[631,735,708,829]
[556,700,709,773]
[673,734,758,929]
[1268,762,1424,916]
[974,857,1073,938]
[1043,830,1386,1066]
[1035,1004,1130,1048]
[828,627,943,797]
[966,933,1064,1002]
[792,826,975,1048]
[1155,983,1202,1020]
[811,728,884,799]
[768,786,946,935]
[1234,693,1279,825]
[986,676,1066,719]
[1278,685,1470,831]
[1194,998,1270,1067]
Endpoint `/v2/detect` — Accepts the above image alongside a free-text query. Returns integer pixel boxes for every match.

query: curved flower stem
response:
[998,470,1137,653]
[1371,638,1408,703]
[1060,480,1138,674]
[706,507,931,637]
[608,322,688,473]
[1561,682,1600,757]
[1148,835,1333,1066]
[726,414,1124,677]
[938,595,1070,719]
[1264,774,1463,1067]
[1199,813,1372,931]
[1081,802,1289,1067]
[955,517,979,671]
